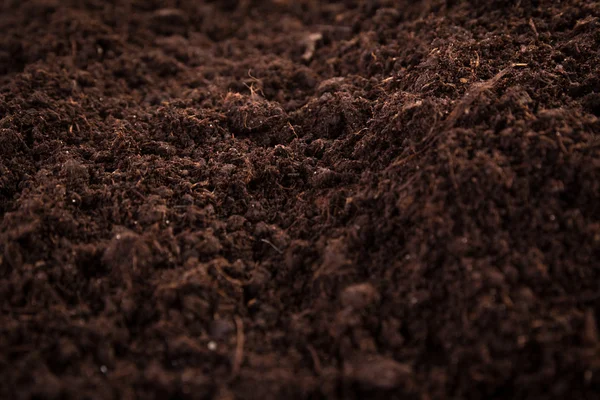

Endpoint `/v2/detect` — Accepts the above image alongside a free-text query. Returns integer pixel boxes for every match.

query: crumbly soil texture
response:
[1,0,600,399]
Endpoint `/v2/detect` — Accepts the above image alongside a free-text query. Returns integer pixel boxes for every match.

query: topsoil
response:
[1,0,600,399]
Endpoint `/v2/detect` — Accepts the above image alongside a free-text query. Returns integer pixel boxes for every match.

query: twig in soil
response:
[306,345,322,375]
[288,121,298,138]
[445,149,459,191]
[302,33,323,62]
[213,264,244,287]
[529,18,539,39]
[445,66,513,128]
[387,115,438,169]
[247,70,261,84]
[245,70,265,99]
[231,316,245,380]
[260,239,283,254]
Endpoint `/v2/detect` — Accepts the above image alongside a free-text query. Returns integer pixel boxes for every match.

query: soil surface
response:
[1,0,600,399]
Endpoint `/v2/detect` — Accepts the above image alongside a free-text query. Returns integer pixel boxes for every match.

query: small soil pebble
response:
[344,354,413,391]
[340,282,380,310]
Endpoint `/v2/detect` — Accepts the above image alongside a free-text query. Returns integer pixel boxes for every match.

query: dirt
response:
[1,0,599,399]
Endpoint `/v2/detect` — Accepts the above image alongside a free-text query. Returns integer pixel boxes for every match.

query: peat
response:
[1,0,600,399]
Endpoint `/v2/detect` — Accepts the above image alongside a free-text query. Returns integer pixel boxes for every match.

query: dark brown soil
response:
[1,0,600,399]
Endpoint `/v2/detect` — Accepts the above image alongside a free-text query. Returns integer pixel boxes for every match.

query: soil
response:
[1,0,600,399]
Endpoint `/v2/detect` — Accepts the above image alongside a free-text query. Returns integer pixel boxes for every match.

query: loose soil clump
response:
[1,0,600,399]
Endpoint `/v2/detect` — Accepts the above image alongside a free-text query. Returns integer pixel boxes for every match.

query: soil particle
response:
[343,354,413,391]
[150,9,190,36]
[340,283,380,310]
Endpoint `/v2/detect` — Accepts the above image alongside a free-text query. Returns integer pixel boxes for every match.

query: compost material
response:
[1,0,600,399]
